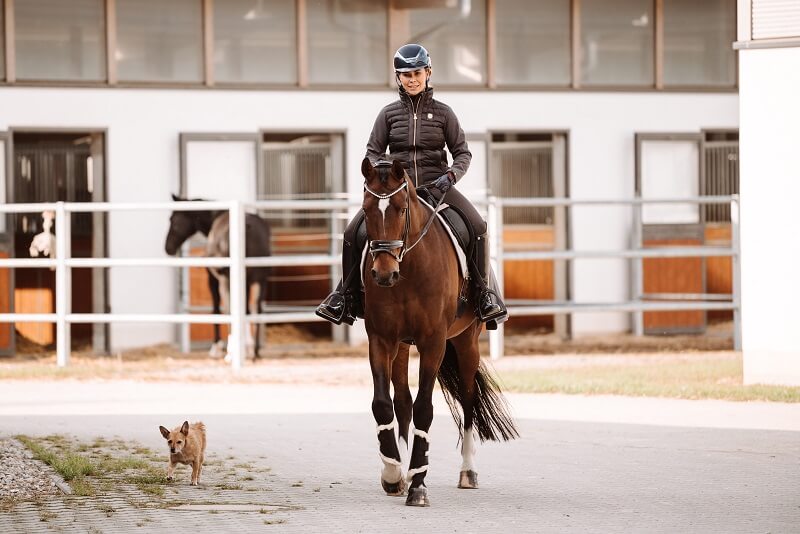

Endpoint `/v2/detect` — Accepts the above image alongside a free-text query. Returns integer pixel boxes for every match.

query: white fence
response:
[0,195,740,368]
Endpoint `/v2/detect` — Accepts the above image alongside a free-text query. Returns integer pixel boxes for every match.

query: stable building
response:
[0,0,739,355]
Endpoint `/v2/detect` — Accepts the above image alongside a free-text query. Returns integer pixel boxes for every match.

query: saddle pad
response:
[359,200,469,286]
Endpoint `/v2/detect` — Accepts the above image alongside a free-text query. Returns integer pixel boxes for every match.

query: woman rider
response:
[315,43,507,327]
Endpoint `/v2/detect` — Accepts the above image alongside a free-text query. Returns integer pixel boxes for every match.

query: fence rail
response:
[0,195,740,368]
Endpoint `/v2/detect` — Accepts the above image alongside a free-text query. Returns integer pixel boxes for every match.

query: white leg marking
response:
[379,453,402,484]
[209,340,226,358]
[398,437,409,469]
[377,418,402,482]
[460,428,477,471]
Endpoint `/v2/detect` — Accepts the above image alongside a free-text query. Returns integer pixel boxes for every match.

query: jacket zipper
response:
[411,96,420,187]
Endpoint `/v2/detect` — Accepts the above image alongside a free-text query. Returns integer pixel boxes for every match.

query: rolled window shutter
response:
[752,0,800,39]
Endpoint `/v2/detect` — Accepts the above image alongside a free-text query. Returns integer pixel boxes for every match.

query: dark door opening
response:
[10,131,107,353]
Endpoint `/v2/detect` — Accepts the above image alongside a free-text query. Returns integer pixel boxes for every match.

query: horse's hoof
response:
[405,487,430,507]
[381,477,406,496]
[458,470,479,489]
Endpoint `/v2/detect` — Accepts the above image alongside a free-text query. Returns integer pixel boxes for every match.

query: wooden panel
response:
[643,237,705,333]
[705,223,733,321]
[502,226,554,330]
[0,252,11,351]
[15,287,55,345]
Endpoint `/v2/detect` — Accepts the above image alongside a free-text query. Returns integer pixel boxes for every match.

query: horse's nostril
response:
[371,269,378,280]
[391,271,399,282]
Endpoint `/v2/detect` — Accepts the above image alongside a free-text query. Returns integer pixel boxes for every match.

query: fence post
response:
[731,196,742,351]
[55,202,71,367]
[488,197,504,361]
[227,200,246,371]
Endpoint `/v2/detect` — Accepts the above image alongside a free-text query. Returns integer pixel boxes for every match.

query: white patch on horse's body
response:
[209,340,226,358]
[460,427,477,471]
[29,211,56,260]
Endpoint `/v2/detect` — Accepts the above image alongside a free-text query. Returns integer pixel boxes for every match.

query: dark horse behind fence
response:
[360,158,518,507]
[164,194,272,358]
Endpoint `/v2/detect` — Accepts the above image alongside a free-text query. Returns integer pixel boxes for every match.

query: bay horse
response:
[360,158,518,507]
[165,194,272,358]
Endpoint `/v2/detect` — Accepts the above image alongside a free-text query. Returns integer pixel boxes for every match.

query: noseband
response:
[364,180,445,263]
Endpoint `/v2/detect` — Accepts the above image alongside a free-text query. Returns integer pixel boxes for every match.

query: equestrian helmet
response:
[393,44,431,72]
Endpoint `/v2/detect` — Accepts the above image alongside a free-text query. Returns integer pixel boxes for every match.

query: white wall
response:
[0,87,737,349]
[739,47,800,385]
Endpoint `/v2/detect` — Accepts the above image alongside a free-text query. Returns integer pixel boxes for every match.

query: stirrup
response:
[315,292,355,326]
[478,290,507,323]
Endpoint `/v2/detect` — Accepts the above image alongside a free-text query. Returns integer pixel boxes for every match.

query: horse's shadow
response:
[165,194,272,359]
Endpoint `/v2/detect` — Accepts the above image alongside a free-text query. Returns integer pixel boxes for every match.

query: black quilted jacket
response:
[365,87,471,186]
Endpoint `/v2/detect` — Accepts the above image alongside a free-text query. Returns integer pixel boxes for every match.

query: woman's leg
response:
[435,188,507,323]
[315,210,364,325]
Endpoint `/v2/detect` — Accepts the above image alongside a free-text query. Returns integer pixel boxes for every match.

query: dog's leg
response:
[166,461,176,482]
[197,455,204,483]
[190,461,200,486]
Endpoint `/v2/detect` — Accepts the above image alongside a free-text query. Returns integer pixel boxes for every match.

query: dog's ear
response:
[181,421,190,435]
[159,426,170,439]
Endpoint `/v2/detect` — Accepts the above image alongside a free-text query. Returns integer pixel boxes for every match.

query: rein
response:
[364,180,446,263]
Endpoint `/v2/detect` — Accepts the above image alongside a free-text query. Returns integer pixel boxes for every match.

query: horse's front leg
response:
[406,336,446,507]
[391,343,412,469]
[369,337,405,496]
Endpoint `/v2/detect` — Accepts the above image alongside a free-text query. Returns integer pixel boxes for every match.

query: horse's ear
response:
[391,159,406,181]
[361,157,374,180]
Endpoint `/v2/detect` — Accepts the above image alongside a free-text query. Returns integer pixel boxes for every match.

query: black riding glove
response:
[433,173,454,193]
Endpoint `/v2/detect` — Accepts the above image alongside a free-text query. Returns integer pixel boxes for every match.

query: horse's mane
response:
[377,166,392,185]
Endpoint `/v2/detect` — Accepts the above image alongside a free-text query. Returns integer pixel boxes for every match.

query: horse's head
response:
[362,157,416,287]
[165,194,200,255]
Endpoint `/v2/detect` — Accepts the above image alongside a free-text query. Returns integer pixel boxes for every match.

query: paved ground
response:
[0,380,798,533]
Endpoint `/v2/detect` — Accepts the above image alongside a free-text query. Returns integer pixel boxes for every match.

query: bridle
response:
[364,179,446,263]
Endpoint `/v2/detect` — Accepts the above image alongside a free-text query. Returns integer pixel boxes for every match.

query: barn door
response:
[489,132,569,338]
[0,132,13,356]
[635,133,705,335]
[178,133,261,351]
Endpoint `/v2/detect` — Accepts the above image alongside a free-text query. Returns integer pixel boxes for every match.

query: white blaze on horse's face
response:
[378,198,390,233]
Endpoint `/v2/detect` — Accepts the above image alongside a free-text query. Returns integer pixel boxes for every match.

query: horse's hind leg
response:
[252,279,268,359]
[369,337,405,496]
[449,325,482,489]
[391,343,412,470]
[208,271,225,358]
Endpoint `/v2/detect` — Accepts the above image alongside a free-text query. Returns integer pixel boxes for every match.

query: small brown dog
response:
[158,421,206,485]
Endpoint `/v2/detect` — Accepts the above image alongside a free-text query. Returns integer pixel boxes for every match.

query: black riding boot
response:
[316,232,360,326]
[474,233,508,324]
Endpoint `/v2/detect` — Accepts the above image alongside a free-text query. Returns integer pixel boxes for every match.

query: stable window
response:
[399,0,487,85]
[580,0,654,86]
[213,0,296,84]
[495,0,570,86]
[14,0,106,81]
[116,0,203,83]
[664,0,736,87]
[307,0,387,85]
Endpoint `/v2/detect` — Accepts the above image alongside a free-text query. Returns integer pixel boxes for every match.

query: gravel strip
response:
[0,438,60,502]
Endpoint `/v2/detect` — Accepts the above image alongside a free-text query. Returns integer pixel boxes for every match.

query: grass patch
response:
[17,436,96,481]
[495,356,800,402]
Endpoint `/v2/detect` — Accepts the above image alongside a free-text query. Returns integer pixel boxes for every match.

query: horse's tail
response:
[437,341,519,442]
